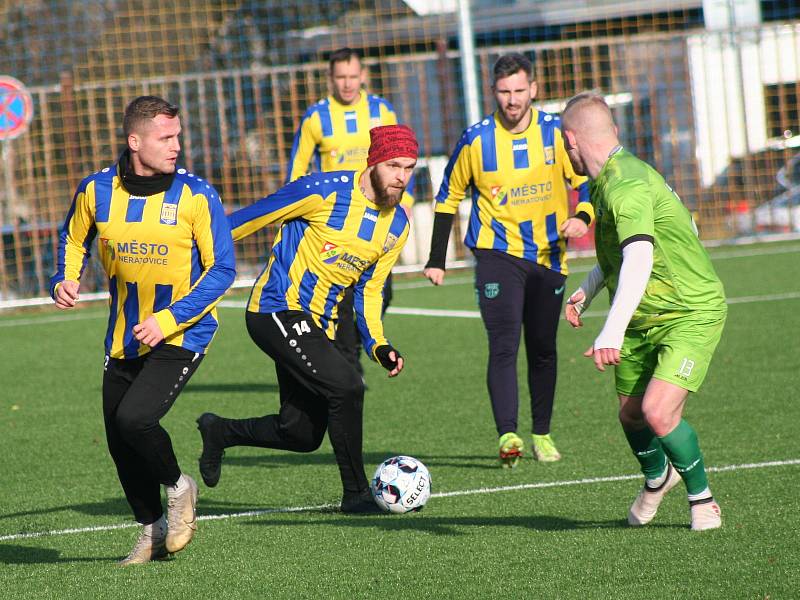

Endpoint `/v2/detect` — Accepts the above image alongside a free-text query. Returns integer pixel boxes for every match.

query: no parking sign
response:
[0,76,33,140]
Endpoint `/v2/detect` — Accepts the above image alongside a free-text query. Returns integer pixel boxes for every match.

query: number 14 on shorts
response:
[292,320,311,336]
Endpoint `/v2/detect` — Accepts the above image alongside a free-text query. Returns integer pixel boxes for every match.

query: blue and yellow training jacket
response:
[229,170,408,359]
[51,164,236,359]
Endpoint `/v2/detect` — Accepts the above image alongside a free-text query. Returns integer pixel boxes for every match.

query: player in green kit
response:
[560,92,726,531]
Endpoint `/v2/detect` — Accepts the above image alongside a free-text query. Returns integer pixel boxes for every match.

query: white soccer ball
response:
[371,455,431,514]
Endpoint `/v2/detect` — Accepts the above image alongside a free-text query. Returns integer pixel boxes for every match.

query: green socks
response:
[658,419,709,495]
[624,427,668,480]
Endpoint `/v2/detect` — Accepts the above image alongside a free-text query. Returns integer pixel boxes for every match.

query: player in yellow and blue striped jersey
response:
[196,124,418,514]
[50,96,236,564]
[287,48,404,182]
[424,53,593,467]
[286,47,413,380]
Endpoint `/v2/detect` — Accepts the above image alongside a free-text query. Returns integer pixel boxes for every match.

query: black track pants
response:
[103,344,203,524]
[474,249,566,436]
[222,311,368,495]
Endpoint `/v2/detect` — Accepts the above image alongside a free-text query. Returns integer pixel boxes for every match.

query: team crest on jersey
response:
[544,146,555,164]
[320,242,340,264]
[160,202,178,225]
[491,185,508,206]
[484,282,500,299]
[383,233,399,252]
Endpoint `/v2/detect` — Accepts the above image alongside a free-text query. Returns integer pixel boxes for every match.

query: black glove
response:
[375,345,402,371]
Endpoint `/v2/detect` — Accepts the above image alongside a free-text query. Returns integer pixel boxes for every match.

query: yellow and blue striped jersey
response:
[435,109,592,274]
[229,170,408,359]
[287,91,398,181]
[51,165,236,359]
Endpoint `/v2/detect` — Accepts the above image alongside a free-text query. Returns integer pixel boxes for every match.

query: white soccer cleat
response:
[690,498,722,531]
[628,464,682,526]
[165,474,198,554]
[118,523,168,566]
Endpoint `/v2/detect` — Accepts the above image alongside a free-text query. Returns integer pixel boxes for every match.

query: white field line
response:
[393,276,474,290]
[222,289,800,316]
[368,242,800,287]
[578,290,800,319]
[390,288,800,319]
[233,240,800,287]
[3,242,800,312]
[725,291,800,304]
[707,243,800,260]
[385,306,481,318]
[3,289,799,328]
[0,458,797,543]
[432,458,800,499]
[0,311,107,328]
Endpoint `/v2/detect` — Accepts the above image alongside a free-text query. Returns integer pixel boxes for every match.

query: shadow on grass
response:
[0,451,390,521]
[242,513,652,535]
[0,450,584,521]
[0,544,114,564]
[220,451,505,471]
[220,450,398,469]
[0,495,288,521]
[0,497,134,521]
[185,382,279,394]
[416,455,519,470]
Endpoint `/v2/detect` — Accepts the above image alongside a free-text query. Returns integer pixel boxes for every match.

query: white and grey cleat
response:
[690,497,722,531]
[165,474,198,554]
[628,464,682,526]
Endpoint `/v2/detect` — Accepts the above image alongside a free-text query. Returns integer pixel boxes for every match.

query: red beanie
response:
[367,124,419,166]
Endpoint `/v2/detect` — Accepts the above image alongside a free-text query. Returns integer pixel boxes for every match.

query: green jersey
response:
[591,148,726,330]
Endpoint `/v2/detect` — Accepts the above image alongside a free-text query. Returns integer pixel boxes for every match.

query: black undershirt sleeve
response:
[574,210,592,226]
[619,233,655,250]
[424,212,454,270]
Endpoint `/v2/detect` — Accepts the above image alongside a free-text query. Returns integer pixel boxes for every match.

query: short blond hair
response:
[561,91,616,136]
[563,91,609,115]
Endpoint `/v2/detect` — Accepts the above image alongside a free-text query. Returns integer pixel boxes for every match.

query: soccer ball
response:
[371,455,431,514]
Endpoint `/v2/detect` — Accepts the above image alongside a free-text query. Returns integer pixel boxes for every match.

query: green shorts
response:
[615,310,727,396]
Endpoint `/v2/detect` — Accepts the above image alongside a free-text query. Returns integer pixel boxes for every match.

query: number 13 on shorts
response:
[678,357,695,378]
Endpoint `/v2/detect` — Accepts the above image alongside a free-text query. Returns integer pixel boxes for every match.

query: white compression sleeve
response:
[568,264,605,314]
[593,240,654,350]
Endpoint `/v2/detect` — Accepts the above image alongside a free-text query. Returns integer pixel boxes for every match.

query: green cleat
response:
[498,432,524,468]
[532,433,562,462]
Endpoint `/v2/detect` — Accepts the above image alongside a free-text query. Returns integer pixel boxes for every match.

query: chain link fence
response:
[1,1,799,301]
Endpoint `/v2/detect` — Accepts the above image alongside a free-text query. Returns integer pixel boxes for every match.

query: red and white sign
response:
[0,76,33,141]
